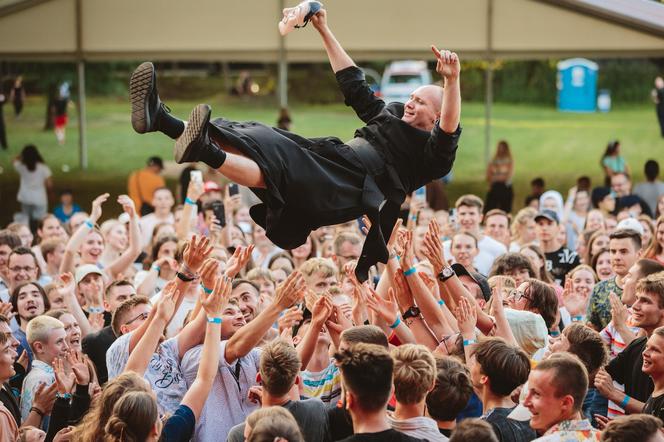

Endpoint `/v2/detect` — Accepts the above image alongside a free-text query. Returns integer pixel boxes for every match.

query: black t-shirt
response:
[606,336,653,402]
[544,247,580,285]
[81,325,117,385]
[484,407,537,442]
[338,429,424,442]
[439,428,452,438]
[644,393,664,421]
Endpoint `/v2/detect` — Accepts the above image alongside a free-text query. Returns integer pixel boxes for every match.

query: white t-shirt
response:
[150,291,197,338]
[444,234,507,276]
[13,161,52,206]
[106,331,187,414]
[138,213,175,248]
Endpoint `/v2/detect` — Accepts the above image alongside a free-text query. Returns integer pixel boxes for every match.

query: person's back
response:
[634,160,664,215]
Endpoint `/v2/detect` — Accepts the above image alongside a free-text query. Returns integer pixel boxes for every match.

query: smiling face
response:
[221,303,246,339]
[39,216,67,241]
[457,205,482,234]
[507,282,531,311]
[451,233,478,268]
[230,282,261,323]
[609,237,640,277]
[571,269,595,297]
[631,290,664,333]
[642,333,664,377]
[0,340,17,383]
[37,327,69,365]
[485,214,510,244]
[16,283,46,324]
[58,313,82,351]
[80,231,104,263]
[401,85,442,131]
[8,253,39,290]
[523,369,572,432]
[594,251,613,281]
[107,223,128,251]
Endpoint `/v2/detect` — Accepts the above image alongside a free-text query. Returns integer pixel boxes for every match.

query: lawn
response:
[0,94,662,224]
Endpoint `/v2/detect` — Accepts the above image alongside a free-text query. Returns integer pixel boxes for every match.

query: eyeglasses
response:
[9,266,36,273]
[509,289,532,302]
[124,311,149,326]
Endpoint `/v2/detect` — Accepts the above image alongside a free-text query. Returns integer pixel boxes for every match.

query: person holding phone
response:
[129,7,461,281]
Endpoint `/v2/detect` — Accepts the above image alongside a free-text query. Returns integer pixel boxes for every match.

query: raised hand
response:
[278,306,304,334]
[53,357,75,394]
[422,220,446,274]
[33,381,57,415]
[309,7,327,32]
[399,230,415,271]
[594,367,617,399]
[386,218,404,252]
[201,275,232,318]
[392,268,415,312]
[56,272,76,298]
[609,292,629,328]
[67,351,90,386]
[17,350,29,370]
[199,259,220,293]
[561,279,589,317]
[311,295,333,325]
[431,46,460,81]
[0,302,14,320]
[366,286,399,326]
[187,178,204,203]
[88,313,105,332]
[156,281,178,322]
[182,235,214,274]
[224,245,255,279]
[117,194,136,218]
[273,271,306,311]
[455,297,477,337]
[89,193,110,223]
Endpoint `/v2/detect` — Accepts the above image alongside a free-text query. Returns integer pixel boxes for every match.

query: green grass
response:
[1,95,662,224]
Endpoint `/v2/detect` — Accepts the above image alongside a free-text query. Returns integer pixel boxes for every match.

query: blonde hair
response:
[391,344,436,405]
[300,257,337,279]
[26,315,64,345]
[487,275,516,291]
[511,207,537,241]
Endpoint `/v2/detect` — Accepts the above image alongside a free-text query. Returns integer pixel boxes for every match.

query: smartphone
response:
[228,183,239,196]
[190,170,203,184]
[210,200,226,228]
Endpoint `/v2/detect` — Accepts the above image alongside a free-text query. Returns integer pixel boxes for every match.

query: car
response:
[380,60,432,105]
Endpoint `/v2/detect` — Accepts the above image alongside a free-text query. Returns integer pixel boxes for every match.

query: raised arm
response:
[106,195,142,279]
[310,9,354,73]
[180,274,230,420]
[297,296,333,370]
[57,273,94,336]
[431,46,461,134]
[224,271,305,364]
[176,179,203,241]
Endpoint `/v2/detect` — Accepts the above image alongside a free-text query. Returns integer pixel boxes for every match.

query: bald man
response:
[129,7,461,281]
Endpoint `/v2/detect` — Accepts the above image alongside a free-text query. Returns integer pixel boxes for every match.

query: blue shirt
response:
[161,404,195,442]
[53,204,82,223]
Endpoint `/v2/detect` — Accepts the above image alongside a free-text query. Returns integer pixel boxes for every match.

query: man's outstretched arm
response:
[311,9,355,73]
[432,46,461,134]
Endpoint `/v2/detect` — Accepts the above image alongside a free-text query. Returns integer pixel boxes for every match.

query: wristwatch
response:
[437,266,455,283]
[176,271,196,282]
[402,306,421,320]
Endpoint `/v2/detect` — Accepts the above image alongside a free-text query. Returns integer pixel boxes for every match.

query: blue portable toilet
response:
[556,58,598,112]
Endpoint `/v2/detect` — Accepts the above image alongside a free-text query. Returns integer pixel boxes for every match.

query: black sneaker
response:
[174,104,212,164]
[130,62,164,134]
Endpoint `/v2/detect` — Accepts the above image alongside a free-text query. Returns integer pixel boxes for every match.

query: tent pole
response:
[278,0,288,108]
[484,0,494,165]
[75,0,87,170]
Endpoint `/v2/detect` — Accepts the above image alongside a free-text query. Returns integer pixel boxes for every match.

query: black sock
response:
[200,141,227,169]
[157,109,185,139]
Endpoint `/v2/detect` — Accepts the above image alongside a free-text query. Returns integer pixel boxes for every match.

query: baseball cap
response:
[534,209,559,224]
[451,263,491,302]
[616,218,644,236]
[203,181,222,193]
[75,264,103,284]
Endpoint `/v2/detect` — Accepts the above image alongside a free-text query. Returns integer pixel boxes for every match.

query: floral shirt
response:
[587,277,622,330]
[534,419,601,441]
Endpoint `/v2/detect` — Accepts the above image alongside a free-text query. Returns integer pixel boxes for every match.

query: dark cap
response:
[591,187,612,207]
[451,263,491,302]
[147,156,164,170]
[535,209,559,224]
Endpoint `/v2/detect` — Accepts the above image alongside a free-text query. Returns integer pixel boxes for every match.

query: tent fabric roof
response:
[1,0,664,61]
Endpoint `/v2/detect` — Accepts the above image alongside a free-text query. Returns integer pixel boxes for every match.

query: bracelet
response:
[549,330,560,337]
[410,215,417,221]
[56,392,72,400]
[463,338,477,347]
[200,284,213,294]
[207,317,223,324]
[620,394,630,408]
[84,219,94,229]
[438,299,445,307]
[30,406,45,417]
[87,306,104,314]
[403,267,417,277]
[176,271,196,282]
[389,316,401,329]
[151,265,161,272]
[185,197,197,206]
[571,315,585,322]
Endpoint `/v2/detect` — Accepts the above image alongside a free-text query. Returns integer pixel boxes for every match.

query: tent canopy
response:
[1,0,664,61]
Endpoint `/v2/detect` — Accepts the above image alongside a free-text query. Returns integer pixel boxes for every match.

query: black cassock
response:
[208,66,461,281]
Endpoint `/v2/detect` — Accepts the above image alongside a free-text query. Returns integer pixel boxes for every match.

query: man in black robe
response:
[129,8,461,281]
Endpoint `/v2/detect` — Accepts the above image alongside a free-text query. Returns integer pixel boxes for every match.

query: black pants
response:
[485,182,513,213]
[0,118,6,149]
[657,105,664,137]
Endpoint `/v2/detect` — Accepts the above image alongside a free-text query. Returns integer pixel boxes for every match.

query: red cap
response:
[203,181,222,193]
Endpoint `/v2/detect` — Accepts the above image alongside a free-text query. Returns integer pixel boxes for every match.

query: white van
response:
[380,60,432,105]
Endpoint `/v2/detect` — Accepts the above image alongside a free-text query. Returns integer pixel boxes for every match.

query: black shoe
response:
[174,104,226,168]
[130,62,166,134]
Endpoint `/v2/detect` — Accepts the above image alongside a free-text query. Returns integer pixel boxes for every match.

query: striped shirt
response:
[300,361,341,404]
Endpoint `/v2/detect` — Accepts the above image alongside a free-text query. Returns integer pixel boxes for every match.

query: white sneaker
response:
[278,1,323,36]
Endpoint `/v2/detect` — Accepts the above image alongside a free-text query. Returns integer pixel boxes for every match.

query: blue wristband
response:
[620,395,630,408]
[463,338,477,347]
[200,284,213,294]
[84,219,94,229]
[389,316,401,329]
[438,299,445,307]
[571,315,585,322]
[207,317,222,324]
[185,197,197,206]
[550,330,560,337]
[152,265,161,273]
[56,392,72,400]
[404,267,417,277]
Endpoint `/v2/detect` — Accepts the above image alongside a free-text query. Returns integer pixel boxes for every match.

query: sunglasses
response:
[509,289,532,302]
[439,332,460,354]
[124,311,149,326]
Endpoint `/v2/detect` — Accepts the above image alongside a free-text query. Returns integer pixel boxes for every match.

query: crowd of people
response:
[0,146,663,441]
